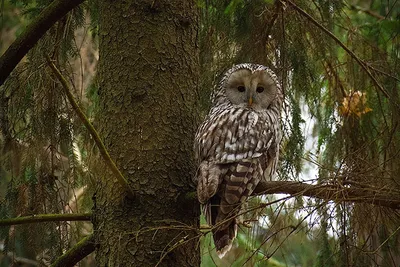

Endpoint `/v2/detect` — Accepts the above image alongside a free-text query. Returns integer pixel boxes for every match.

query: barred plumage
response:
[194,63,282,257]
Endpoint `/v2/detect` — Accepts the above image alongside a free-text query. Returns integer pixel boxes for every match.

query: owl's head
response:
[215,63,281,111]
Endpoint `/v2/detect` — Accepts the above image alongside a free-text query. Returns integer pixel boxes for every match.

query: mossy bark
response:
[94,0,200,266]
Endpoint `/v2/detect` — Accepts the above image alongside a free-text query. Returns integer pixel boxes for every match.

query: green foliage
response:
[0,0,95,265]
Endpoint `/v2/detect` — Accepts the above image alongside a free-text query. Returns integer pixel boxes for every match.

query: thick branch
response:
[46,55,135,197]
[0,0,84,86]
[254,181,400,209]
[51,234,95,267]
[0,213,91,226]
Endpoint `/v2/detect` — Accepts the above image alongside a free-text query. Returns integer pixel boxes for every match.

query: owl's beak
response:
[248,96,253,107]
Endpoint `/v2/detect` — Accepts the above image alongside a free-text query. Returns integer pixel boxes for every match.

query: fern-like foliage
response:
[0,1,96,265]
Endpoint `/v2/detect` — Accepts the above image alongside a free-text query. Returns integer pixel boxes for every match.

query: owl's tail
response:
[213,220,238,258]
[205,195,239,258]
[203,158,262,258]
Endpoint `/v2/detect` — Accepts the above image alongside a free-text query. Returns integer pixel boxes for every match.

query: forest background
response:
[0,0,399,266]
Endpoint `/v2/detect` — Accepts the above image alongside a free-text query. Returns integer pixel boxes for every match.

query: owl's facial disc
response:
[225,69,277,110]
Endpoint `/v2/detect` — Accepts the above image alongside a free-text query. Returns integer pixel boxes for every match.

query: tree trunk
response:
[94,1,200,266]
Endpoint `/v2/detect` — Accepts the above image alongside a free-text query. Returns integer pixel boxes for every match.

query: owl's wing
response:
[195,108,279,200]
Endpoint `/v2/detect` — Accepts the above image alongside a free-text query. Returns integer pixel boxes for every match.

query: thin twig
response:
[0,213,91,226]
[367,64,400,82]
[45,55,136,197]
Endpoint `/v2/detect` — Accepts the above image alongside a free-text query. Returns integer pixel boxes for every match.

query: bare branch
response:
[0,213,91,226]
[0,0,85,86]
[253,180,400,209]
[50,234,95,267]
[45,55,136,197]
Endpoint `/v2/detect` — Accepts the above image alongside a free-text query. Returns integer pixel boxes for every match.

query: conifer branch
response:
[284,0,392,101]
[253,180,400,210]
[349,4,385,20]
[50,234,95,267]
[46,55,136,197]
[0,0,85,86]
[0,213,91,226]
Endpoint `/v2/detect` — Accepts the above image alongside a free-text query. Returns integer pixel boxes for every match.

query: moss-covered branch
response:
[253,180,400,209]
[46,55,135,197]
[51,234,95,267]
[0,0,85,86]
[0,213,91,226]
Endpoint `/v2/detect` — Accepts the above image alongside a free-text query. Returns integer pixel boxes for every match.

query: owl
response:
[194,63,282,258]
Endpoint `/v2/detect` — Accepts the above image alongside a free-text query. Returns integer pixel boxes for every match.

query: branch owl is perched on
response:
[194,63,282,257]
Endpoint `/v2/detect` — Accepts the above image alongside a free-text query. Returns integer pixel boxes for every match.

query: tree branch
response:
[0,0,85,86]
[253,180,400,210]
[50,234,95,267]
[349,4,385,20]
[263,1,281,46]
[284,0,392,101]
[3,252,39,266]
[46,55,136,197]
[0,213,91,226]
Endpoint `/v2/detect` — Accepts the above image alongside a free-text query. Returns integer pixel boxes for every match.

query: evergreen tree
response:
[0,0,399,266]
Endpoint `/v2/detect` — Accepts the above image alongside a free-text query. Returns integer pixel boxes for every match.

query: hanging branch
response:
[0,0,85,86]
[253,180,400,210]
[50,234,95,267]
[46,55,136,197]
[283,0,392,101]
[263,0,282,46]
[0,213,91,226]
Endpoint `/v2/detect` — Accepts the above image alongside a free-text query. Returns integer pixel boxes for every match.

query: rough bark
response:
[94,1,200,266]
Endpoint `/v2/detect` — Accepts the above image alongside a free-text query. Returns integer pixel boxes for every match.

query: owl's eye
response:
[256,86,265,93]
[237,86,245,92]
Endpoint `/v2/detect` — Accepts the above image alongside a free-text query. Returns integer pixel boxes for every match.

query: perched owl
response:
[194,63,282,258]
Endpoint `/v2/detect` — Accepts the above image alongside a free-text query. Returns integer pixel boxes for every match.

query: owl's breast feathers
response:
[195,106,278,164]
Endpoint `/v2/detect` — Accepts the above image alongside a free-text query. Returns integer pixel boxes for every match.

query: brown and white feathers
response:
[194,63,282,257]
